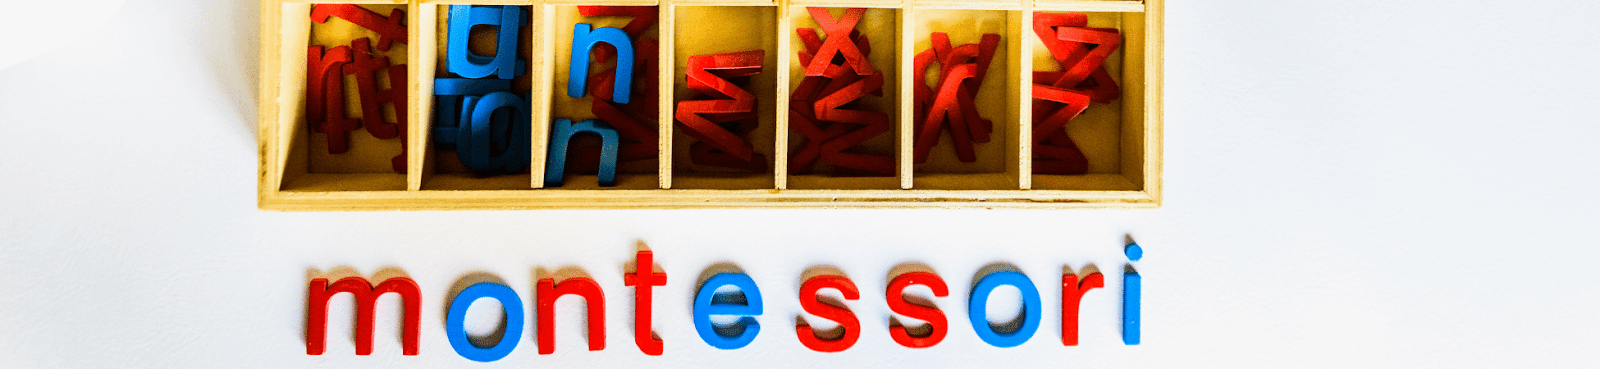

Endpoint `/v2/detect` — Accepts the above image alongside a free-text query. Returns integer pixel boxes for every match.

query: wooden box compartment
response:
[670,5,780,190]
[907,7,1021,191]
[782,5,901,190]
[540,2,664,190]
[258,0,1162,209]
[1026,8,1148,191]
[416,2,538,191]
[265,1,413,193]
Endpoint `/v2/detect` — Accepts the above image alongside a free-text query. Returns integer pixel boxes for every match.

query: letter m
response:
[305,276,421,355]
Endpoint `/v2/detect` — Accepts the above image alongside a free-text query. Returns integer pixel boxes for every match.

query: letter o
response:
[446,282,525,362]
[968,271,1041,348]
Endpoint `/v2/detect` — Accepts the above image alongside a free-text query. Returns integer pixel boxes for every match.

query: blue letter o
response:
[968,271,1041,348]
[446,282,524,362]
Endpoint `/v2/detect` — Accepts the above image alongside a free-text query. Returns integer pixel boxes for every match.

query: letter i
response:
[1122,242,1143,345]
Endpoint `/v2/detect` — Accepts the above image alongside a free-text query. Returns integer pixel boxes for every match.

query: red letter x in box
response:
[803,7,875,77]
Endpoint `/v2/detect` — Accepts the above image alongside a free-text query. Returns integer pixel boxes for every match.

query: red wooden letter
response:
[624,251,668,355]
[537,277,606,354]
[305,276,421,355]
[886,272,948,348]
[1061,272,1104,346]
[310,5,407,51]
[306,45,358,154]
[803,7,873,76]
[796,275,860,352]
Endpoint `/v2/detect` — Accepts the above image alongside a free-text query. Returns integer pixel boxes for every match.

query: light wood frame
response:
[258,0,1163,210]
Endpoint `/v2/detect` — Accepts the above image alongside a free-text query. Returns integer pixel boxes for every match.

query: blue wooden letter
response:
[567,23,634,104]
[968,271,1042,348]
[545,119,620,187]
[456,91,531,173]
[1123,243,1143,345]
[433,78,513,150]
[693,273,763,350]
[447,5,527,79]
[446,282,524,362]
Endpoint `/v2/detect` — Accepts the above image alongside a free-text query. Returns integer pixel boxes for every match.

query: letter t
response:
[624,250,668,355]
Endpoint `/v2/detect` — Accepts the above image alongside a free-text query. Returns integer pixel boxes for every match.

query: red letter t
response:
[624,250,668,355]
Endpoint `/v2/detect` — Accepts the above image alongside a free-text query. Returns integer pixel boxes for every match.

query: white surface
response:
[3,0,1599,367]
[0,1,127,72]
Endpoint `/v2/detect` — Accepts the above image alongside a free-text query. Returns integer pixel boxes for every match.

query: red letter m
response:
[305,276,421,355]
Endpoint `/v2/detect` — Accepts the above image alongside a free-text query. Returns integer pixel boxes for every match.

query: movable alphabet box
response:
[258,0,1163,210]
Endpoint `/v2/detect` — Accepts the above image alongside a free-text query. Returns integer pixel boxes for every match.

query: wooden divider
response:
[258,0,1162,209]
[898,3,914,190]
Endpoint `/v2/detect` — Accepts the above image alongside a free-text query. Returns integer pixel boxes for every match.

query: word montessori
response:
[304,245,1146,361]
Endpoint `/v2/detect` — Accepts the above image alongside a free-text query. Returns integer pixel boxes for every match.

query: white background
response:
[3,0,1599,367]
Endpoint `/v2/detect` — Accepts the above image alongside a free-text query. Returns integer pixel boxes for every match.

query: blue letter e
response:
[694,272,762,349]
